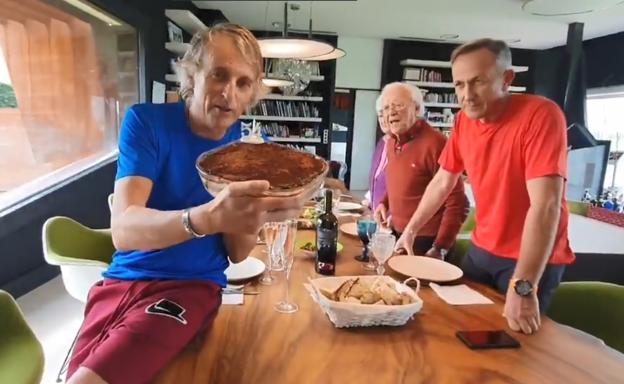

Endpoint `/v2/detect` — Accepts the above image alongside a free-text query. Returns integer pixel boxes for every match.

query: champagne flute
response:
[259,222,280,285]
[370,232,396,276]
[274,219,299,314]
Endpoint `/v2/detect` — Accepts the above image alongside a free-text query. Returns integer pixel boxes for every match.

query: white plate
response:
[337,201,363,211]
[339,222,358,237]
[388,256,463,283]
[224,256,265,282]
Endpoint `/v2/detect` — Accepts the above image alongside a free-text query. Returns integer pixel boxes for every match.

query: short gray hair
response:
[380,82,425,116]
[451,38,512,71]
[375,95,383,115]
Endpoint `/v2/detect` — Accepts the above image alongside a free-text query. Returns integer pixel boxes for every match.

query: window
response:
[586,87,624,192]
[0,0,138,212]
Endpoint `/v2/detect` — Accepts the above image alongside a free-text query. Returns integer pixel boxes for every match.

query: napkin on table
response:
[430,283,494,305]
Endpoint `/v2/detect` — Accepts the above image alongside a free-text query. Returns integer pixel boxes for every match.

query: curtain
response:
[0,0,110,190]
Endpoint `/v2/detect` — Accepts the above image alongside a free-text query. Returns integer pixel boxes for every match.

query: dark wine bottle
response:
[315,189,338,275]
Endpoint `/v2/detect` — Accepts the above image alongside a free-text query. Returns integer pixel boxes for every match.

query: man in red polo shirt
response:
[395,38,575,335]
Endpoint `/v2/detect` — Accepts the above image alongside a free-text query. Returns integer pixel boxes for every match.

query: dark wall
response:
[584,30,624,89]
[0,162,116,297]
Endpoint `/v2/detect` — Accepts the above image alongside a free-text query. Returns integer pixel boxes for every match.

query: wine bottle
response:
[315,189,338,275]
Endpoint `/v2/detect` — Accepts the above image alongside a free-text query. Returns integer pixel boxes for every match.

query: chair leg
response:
[56,327,80,383]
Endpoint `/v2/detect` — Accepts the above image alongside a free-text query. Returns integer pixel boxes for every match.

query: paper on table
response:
[222,292,244,305]
[430,283,494,305]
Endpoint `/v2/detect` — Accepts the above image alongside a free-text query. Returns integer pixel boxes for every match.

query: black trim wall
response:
[0,162,116,297]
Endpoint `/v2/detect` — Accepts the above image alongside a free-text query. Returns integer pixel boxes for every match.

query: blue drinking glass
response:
[354,219,377,262]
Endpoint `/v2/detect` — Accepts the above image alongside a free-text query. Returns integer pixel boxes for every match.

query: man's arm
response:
[111,177,309,252]
[224,234,257,263]
[503,175,563,335]
[513,175,563,285]
[396,169,461,254]
[111,176,193,251]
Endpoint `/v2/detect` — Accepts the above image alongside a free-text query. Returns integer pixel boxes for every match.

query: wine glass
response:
[354,218,377,271]
[274,219,299,314]
[259,222,285,285]
[370,232,396,276]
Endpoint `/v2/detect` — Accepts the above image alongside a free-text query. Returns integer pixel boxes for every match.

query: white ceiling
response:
[194,0,624,49]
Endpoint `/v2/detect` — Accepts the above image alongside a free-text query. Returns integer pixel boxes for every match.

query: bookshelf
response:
[165,42,191,56]
[165,9,206,35]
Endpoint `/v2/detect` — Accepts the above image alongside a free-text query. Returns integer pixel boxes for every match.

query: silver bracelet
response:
[182,208,205,238]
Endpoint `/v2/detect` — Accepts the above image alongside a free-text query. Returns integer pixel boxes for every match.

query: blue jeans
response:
[462,243,566,312]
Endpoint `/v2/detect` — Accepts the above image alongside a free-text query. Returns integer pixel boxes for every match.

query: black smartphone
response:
[456,330,521,349]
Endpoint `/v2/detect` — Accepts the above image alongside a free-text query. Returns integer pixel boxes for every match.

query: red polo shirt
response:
[439,94,575,264]
[382,119,468,249]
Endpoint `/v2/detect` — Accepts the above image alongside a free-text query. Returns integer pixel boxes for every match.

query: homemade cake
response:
[197,142,328,195]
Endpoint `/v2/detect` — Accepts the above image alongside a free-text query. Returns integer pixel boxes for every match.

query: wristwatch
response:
[182,208,205,238]
[510,278,534,297]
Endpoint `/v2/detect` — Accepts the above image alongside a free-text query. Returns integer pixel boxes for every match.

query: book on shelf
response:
[424,92,458,104]
[404,67,444,82]
[248,100,320,118]
[256,122,321,139]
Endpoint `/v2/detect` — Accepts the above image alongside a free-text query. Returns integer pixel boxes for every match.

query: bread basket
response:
[305,275,423,328]
[196,141,328,198]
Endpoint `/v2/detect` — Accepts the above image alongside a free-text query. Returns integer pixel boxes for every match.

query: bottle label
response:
[316,228,337,274]
[317,262,335,273]
[317,228,337,251]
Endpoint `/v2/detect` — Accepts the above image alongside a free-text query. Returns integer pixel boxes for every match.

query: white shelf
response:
[405,81,455,88]
[266,73,324,82]
[407,80,526,93]
[429,121,454,128]
[118,51,135,58]
[165,74,178,82]
[165,9,206,35]
[262,94,323,102]
[400,59,529,73]
[240,115,322,122]
[165,42,191,56]
[424,102,460,108]
[269,137,322,143]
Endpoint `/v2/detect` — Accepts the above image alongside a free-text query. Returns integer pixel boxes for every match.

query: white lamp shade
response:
[258,38,335,59]
[304,48,346,61]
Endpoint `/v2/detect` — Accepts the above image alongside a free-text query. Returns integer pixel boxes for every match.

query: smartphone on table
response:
[456,330,521,350]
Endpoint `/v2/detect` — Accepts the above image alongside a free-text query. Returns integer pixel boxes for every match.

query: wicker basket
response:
[305,275,423,328]
[196,141,328,198]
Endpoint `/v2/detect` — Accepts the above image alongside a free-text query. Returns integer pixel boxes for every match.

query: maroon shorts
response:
[67,279,221,384]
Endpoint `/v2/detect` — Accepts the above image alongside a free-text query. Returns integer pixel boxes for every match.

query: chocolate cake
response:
[197,142,327,191]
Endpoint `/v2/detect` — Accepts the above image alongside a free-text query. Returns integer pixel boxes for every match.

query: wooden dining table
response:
[156,216,624,384]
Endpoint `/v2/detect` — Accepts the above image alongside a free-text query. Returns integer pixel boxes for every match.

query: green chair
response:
[547,281,624,353]
[0,290,44,384]
[567,200,590,216]
[460,207,476,233]
[448,238,470,268]
[42,216,115,382]
[42,216,114,303]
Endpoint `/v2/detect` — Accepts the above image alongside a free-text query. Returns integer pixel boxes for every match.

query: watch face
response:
[514,280,533,296]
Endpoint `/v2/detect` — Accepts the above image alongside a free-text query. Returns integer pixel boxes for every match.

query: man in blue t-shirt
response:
[67,24,312,384]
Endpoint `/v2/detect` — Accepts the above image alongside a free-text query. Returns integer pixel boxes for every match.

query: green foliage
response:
[0,82,17,108]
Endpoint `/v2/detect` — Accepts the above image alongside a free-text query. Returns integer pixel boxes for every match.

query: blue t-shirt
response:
[103,102,242,287]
